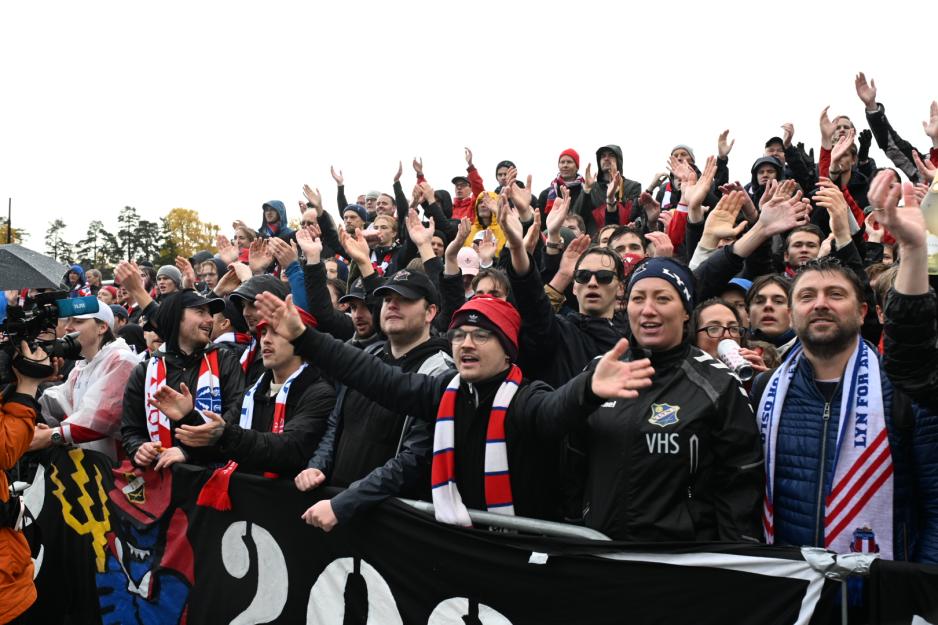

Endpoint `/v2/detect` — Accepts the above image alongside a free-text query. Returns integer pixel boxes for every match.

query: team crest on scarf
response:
[850,526,880,554]
[649,403,680,427]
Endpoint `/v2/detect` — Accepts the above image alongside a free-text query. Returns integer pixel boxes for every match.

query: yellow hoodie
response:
[463,192,507,255]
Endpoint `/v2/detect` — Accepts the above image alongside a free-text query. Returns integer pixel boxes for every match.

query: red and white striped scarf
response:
[144,350,221,448]
[759,338,893,557]
[198,364,308,511]
[430,365,523,527]
[239,336,258,373]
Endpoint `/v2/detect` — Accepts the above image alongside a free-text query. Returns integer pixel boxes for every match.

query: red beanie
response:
[449,294,520,360]
[559,148,580,169]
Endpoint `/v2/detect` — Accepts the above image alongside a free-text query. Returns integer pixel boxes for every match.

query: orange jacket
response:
[0,388,38,623]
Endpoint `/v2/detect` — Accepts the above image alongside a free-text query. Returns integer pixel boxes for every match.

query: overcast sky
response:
[1,1,934,251]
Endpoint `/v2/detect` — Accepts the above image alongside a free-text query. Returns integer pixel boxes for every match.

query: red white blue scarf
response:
[430,365,523,527]
[144,350,221,448]
[239,336,258,373]
[198,364,308,510]
[758,339,893,557]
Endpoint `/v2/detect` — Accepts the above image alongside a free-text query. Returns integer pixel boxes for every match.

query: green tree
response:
[134,219,164,263]
[45,219,73,262]
[76,220,108,267]
[117,206,141,261]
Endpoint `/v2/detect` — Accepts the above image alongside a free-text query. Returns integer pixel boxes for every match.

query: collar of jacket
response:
[630,341,691,371]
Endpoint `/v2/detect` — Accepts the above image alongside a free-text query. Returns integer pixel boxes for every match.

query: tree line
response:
[41,207,221,277]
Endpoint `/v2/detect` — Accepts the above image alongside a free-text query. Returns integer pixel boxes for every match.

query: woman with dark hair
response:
[691,297,767,374]
[33,305,141,462]
[580,257,764,541]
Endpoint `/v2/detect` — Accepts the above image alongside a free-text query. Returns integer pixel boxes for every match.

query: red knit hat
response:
[559,148,580,169]
[449,294,521,360]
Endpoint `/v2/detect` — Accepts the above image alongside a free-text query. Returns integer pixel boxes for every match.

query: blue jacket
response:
[753,350,938,564]
[258,200,295,240]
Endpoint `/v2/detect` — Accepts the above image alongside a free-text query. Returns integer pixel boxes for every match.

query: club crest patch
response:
[649,403,680,427]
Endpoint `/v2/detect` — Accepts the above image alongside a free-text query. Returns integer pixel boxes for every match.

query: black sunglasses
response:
[574,269,617,285]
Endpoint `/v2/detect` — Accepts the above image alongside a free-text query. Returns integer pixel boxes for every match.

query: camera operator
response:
[1,341,50,623]
[32,306,140,462]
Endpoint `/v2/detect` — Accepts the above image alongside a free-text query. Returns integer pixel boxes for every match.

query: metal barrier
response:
[396,498,612,541]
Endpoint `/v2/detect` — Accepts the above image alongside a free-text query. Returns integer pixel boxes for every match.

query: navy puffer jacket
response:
[752,351,938,563]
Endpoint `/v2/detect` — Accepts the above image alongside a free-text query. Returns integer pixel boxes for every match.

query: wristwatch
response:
[50,428,64,446]
[545,241,565,251]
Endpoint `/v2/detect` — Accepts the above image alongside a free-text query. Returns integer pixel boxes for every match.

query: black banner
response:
[16,447,931,624]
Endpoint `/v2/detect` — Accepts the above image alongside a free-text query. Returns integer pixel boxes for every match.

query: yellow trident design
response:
[49,448,112,573]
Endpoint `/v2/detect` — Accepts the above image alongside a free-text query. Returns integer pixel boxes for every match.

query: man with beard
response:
[752,254,938,563]
[120,290,244,469]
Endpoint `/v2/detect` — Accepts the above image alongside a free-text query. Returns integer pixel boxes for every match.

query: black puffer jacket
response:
[579,342,764,541]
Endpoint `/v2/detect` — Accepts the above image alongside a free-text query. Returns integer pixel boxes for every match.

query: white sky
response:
[1,0,934,251]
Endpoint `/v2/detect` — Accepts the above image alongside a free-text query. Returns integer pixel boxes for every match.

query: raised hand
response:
[758,187,810,237]
[477,229,498,265]
[446,217,473,260]
[913,149,937,184]
[814,179,851,244]
[412,157,424,177]
[497,190,524,250]
[590,339,655,400]
[393,160,403,183]
[682,155,716,216]
[830,127,856,166]
[644,231,674,257]
[302,185,322,213]
[507,173,534,217]
[868,169,926,249]
[702,192,748,243]
[924,101,938,146]
[638,192,661,224]
[717,130,735,159]
[864,212,884,243]
[854,72,877,110]
[339,227,372,266]
[464,147,473,167]
[583,163,596,193]
[269,237,299,268]
[405,208,434,247]
[545,186,572,236]
[175,256,196,288]
[819,106,835,149]
[781,123,795,148]
[248,238,273,274]
[557,234,591,278]
[419,181,436,205]
[216,234,239,264]
[330,166,344,186]
[607,172,622,203]
[523,209,542,255]
[254,292,306,341]
[148,383,194,422]
[295,227,323,262]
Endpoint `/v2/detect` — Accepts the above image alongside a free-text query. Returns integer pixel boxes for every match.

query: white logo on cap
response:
[393,270,410,281]
[467,313,479,323]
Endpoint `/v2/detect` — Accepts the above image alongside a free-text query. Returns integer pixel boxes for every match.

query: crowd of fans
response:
[2,71,938,621]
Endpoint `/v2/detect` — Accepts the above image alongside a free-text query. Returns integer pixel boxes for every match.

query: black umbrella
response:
[0,244,70,291]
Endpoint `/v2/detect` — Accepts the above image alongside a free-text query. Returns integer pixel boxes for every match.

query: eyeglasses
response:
[574,269,617,285]
[697,325,747,339]
[447,328,494,345]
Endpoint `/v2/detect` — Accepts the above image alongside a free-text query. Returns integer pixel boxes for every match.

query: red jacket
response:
[450,166,485,221]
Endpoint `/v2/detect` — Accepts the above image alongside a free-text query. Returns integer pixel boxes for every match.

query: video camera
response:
[1,291,101,363]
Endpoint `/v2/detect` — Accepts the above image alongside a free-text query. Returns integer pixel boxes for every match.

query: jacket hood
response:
[386,335,451,368]
[261,200,288,227]
[149,290,189,353]
[596,144,624,184]
[434,189,453,219]
[67,264,86,284]
[750,156,784,187]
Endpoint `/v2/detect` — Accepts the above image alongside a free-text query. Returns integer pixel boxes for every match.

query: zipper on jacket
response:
[813,402,832,546]
[687,434,699,499]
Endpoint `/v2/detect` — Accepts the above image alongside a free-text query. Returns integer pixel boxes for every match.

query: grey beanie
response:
[671,144,696,162]
[156,265,183,287]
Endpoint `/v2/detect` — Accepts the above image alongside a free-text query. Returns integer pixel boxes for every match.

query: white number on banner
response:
[221,521,289,625]
[307,557,403,624]
[428,598,514,624]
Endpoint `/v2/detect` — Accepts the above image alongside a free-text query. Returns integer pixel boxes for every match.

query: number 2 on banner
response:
[221,521,289,625]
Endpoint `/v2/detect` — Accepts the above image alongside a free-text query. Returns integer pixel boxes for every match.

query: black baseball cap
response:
[178,290,225,315]
[451,175,470,186]
[765,136,785,148]
[339,277,370,305]
[374,269,440,307]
